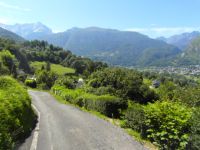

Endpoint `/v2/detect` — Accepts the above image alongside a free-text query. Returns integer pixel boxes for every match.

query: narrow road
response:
[19,90,146,150]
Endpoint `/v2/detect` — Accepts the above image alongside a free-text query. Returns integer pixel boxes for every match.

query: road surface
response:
[19,90,147,150]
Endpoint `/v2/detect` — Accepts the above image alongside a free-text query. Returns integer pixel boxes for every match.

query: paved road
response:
[19,90,147,150]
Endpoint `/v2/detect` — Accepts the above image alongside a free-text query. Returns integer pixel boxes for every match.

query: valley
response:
[0,3,200,149]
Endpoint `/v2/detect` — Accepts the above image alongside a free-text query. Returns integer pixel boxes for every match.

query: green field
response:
[31,61,75,75]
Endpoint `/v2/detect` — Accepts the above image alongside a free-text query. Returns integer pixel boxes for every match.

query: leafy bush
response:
[36,70,57,89]
[89,68,158,103]
[25,79,37,88]
[52,85,127,117]
[0,76,36,149]
[82,94,127,117]
[124,103,145,133]
[55,76,77,89]
[187,107,200,150]
[144,101,192,149]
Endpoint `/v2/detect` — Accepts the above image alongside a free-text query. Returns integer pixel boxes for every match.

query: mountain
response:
[157,31,200,50]
[39,27,181,66]
[176,36,200,65]
[0,22,52,40]
[0,27,24,42]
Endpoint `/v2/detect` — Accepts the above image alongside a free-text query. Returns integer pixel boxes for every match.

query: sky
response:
[0,0,200,38]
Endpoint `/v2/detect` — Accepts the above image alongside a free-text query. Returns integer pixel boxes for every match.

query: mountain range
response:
[0,22,200,67]
[0,22,52,40]
[0,27,25,42]
[37,27,181,66]
[157,31,200,50]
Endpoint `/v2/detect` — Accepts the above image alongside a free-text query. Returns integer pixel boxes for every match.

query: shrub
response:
[187,107,200,150]
[82,94,127,118]
[25,79,37,88]
[36,70,57,89]
[124,103,145,133]
[144,101,192,149]
[0,76,36,149]
[89,68,157,103]
[52,85,127,118]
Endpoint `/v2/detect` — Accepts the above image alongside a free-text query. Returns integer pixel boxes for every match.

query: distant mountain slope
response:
[39,27,181,66]
[0,27,24,42]
[0,22,52,40]
[176,36,200,65]
[158,31,200,50]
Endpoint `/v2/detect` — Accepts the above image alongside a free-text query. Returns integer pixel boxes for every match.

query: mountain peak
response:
[0,22,52,40]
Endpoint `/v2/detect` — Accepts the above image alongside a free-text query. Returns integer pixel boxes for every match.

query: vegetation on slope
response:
[31,61,75,75]
[0,76,35,149]
[0,27,25,43]
[39,27,181,67]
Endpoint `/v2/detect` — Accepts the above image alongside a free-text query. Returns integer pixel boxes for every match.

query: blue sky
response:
[0,0,199,37]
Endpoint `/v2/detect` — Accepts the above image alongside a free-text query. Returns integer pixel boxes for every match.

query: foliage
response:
[124,103,145,133]
[52,85,127,118]
[0,50,18,76]
[0,76,35,149]
[36,70,57,90]
[143,101,192,149]
[173,87,200,107]
[187,107,200,150]
[55,76,77,89]
[25,79,37,88]
[89,67,158,103]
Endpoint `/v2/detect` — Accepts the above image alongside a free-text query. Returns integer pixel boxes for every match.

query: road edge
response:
[30,104,40,150]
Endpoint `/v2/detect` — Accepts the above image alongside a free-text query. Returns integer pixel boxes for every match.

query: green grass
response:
[30,61,75,75]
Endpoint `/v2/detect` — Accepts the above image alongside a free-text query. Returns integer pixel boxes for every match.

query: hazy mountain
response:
[39,27,181,66]
[0,27,24,42]
[0,22,52,40]
[176,36,200,65]
[157,31,200,50]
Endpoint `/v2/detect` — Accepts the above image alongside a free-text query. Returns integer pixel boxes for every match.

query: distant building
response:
[152,80,160,88]
[76,78,84,88]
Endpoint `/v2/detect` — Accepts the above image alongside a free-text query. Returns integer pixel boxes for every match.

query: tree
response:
[0,50,18,75]
[46,61,51,71]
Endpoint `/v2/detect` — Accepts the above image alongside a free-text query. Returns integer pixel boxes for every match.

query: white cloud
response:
[0,2,31,12]
[125,27,200,38]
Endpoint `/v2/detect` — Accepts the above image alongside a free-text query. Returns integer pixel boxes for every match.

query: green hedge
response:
[0,76,36,149]
[124,103,145,133]
[52,85,127,117]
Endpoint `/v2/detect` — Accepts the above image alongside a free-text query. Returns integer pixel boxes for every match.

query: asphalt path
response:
[18,90,147,150]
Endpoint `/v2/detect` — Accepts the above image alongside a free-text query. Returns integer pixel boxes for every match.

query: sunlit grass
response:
[31,61,75,75]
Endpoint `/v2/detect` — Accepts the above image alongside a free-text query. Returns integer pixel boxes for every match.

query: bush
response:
[36,70,57,89]
[89,68,157,103]
[82,94,127,118]
[144,101,192,149]
[0,76,36,149]
[25,79,37,88]
[52,85,127,118]
[187,107,200,150]
[124,103,145,133]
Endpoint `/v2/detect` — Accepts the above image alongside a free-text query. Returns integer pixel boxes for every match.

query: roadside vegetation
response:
[0,76,36,149]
